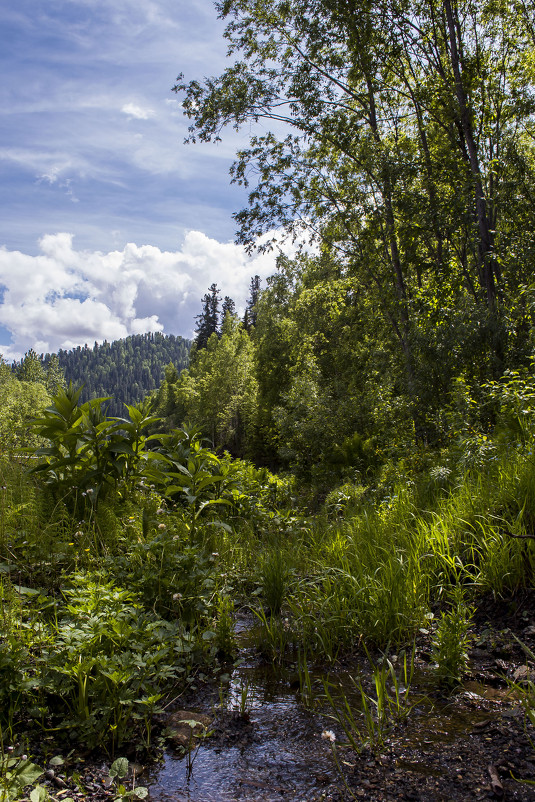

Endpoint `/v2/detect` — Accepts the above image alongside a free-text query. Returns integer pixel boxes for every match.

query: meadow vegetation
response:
[0,370,534,777]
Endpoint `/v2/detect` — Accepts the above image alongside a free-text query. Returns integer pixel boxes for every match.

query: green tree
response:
[176,315,258,454]
[0,363,50,452]
[221,295,236,320]
[45,353,66,395]
[176,0,535,441]
[243,275,261,331]
[194,283,221,350]
[17,349,46,384]
[253,252,405,478]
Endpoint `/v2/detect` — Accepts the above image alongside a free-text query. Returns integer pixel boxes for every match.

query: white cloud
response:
[122,102,155,120]
[0,231,286,360]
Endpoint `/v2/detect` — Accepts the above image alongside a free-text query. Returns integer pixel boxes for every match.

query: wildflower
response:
[321,730,336,743]
[173,593,183,601]
[86,488,94,495]
[75,531,83,537]
[156,508,165,515]
[158,523,166,530]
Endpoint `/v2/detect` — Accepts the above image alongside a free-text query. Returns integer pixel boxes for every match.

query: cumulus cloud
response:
[0,231,286,360]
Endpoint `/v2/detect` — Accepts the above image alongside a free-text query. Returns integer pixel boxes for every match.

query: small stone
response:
[513,664,529,682]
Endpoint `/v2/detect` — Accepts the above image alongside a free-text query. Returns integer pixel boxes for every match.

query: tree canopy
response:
[176,0,535,442]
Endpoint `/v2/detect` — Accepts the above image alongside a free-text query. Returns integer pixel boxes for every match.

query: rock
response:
[513,664,530,682]
[165,710,213,749]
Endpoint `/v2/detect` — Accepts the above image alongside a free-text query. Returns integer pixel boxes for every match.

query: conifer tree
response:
[17,349,46,384]
[194,283,221,349]
[45,354,66,394]
[221,296,236,323]
[244,275,261,331]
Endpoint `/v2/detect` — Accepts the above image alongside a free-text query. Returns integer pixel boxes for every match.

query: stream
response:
[144,615,524,802]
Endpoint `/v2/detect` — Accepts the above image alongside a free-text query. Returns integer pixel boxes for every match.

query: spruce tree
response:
[221,296,236,323]
[244,275,261,331]
[194,283,221,349]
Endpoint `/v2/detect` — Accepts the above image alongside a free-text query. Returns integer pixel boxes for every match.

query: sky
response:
[0,0,285,360]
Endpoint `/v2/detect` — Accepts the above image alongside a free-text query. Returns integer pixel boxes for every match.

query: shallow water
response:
[147,660,338,801]
[146,620,513,801]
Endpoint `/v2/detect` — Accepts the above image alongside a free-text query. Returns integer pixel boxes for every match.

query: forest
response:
[1,0,535,799]
[8,333,191,419]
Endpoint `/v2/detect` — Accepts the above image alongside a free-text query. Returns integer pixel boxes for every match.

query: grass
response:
[2,427,535,759]
[321,645,417,753]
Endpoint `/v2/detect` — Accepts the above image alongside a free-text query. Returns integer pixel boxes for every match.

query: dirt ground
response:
[326,590,535,802]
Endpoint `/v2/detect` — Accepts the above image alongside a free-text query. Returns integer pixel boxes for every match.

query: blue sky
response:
[0,0,284,359]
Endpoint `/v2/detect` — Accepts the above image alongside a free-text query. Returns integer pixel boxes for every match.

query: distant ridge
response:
[52,332,191,416]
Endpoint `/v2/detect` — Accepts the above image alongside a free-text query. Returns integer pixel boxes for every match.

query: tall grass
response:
[217,443,535,662]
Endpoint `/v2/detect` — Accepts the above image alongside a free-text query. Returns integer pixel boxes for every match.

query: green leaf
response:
[12,759,43,787]
[30,785,49,802]
[109,757,129,780]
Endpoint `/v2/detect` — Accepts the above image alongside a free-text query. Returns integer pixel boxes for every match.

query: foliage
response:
[108,757,148,801]
[259,546,289,615]
[0,574,197,753]
[173,314,258,454]
[0,752,43,802]
[174,0,535,457]
[50,333,190,417]
[194,283,221,351]
[322,647,415,754]
[0,368,50,453]
[28,386,163,510]
[431,587,474,689]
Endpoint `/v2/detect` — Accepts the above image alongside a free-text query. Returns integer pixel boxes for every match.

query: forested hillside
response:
[54,332,191,416]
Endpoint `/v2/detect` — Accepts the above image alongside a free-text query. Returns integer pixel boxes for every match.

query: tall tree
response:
[17,349,46,384]
[45,354,66,395]
[221,295,236,322]
[176,314,258,453]
[243,275,261,331]
[176,0,535,440]
[194,283,221,350]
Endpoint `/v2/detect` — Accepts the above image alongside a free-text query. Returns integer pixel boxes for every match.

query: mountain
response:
[52,332,191,416]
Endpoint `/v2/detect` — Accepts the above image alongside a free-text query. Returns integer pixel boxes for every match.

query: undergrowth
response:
[1,383,535,765]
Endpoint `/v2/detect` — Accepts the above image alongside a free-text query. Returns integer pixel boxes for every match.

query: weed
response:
[214,593,236,660]
[108,758,148,801]
[259,546,289,615]
[431,586,473,689]
[251,606,291,661]
[0,746,43,802]
[297,649,315,708]
[322,647,416,753]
